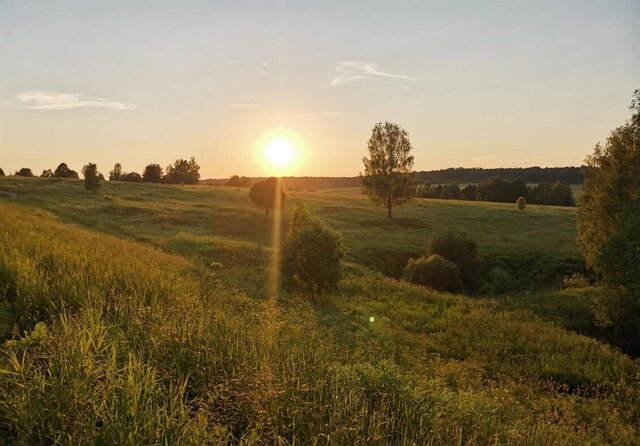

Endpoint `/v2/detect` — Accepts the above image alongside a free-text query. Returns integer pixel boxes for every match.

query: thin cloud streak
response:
[274,111,346,118]
[331,61,414,86]
[17,91,136,111]
[229,103,262,109]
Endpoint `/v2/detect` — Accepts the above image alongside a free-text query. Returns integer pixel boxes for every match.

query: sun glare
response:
[265,139,296,168]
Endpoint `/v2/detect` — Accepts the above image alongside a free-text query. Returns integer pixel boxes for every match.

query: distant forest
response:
[203,166,584,190]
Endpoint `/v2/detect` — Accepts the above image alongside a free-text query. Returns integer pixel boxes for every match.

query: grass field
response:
[0,177,638,445]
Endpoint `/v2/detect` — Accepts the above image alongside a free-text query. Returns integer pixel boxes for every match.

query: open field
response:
[0,177,638,444]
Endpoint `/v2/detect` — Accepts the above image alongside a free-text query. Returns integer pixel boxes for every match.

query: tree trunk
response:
[387,198,392,219]
[266,208,270,217]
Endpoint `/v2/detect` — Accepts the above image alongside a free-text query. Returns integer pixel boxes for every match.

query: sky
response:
[1,0,639,179]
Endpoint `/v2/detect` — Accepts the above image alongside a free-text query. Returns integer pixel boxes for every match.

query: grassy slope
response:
[0,177,638,444]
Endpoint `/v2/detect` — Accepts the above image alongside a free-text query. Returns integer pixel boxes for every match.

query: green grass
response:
[0,177,638,445]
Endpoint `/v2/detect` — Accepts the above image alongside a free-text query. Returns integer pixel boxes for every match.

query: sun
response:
[265,138,296,168]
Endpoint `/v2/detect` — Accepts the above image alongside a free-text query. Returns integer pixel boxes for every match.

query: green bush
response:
[282,203,345,298]
[481,267,514,295]
[427,232,481,292]
[403,254,463,292]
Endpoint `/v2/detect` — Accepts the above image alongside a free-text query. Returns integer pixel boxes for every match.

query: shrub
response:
[481,267,515,295]
[282,203,345,298]
[516,196,527,211]
[120,172,143,182]
[15,168,34,177]
[53,163,79,179]
[427,232,481,292]
[403,254,463,292]
[82,163,101,190]
[41,169,54,178]
[249,177,285,216]
[0,167,4,176]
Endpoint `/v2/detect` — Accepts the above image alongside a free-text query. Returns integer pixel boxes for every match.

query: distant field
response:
[0,177,637,445]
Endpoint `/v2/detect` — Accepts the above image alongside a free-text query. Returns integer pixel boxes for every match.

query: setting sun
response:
[265,139,296,168]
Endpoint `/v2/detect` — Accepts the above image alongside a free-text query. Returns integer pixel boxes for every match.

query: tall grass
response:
[0,196,638,444]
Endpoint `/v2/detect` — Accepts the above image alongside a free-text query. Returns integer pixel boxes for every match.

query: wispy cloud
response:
[331,61,414,87]
[17,91,136,111]
[229,94,261,109]
[258,61,269,76]
[229,103,262,109]
[274,111,346,118]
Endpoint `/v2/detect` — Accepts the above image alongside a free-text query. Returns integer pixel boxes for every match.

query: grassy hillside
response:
[0,177,638,445]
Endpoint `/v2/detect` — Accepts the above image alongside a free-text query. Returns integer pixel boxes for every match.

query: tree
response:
[249,177,285,215]
[516,196,527,211]
[227,175,252,187]
[54,163,79,179]
[142,164,163,183]
[578,91,640,270]
[164,157,200,184]
[120,172,143,182]
[577,90,640,353]
[282,203,345,298]
[441,184,461,200]
[361,122,417,219]
[41,169,54,178]
[82,163,101,190]
[109,163,122,181]
[0,168,4,176]
[15,168,34,177]
[461,184,477,201]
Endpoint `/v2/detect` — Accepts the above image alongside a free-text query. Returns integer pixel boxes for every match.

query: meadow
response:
[0,177,638,445]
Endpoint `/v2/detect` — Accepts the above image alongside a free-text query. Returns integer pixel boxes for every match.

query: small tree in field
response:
[361,122,417,219]
[282,203,345,298]
[82,163,101,190]
[41,169,54,178]
[109,163,122,181]
[0,168,4,176]
[249,177,285,215]
[15,168,34,177]
[142,163,163,183]
[516,196,527,211]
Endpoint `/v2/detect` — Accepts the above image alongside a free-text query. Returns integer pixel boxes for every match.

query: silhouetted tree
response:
[164,157,200,184]
[461,184,477,201]
[249,177,284,216]
[441,184,461,200]
[142,164,163,183]
[109,163,122,181]
[53,163,79,179]
[82,163,101,190]
[0,168,4,176]
[120,172,143,182]
[282,203,345,298]
[41,169,54,178]
[15,168,34,177]
[361,122,417,219]
[227,175,252,187]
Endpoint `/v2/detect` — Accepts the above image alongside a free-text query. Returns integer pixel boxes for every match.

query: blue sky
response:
[1,0,638,178]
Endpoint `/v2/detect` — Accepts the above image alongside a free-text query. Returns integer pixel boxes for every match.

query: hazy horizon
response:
[1,0,639,178]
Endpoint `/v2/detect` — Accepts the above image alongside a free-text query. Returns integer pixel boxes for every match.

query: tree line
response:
[0,158,201,186]
[419,176,576,206]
